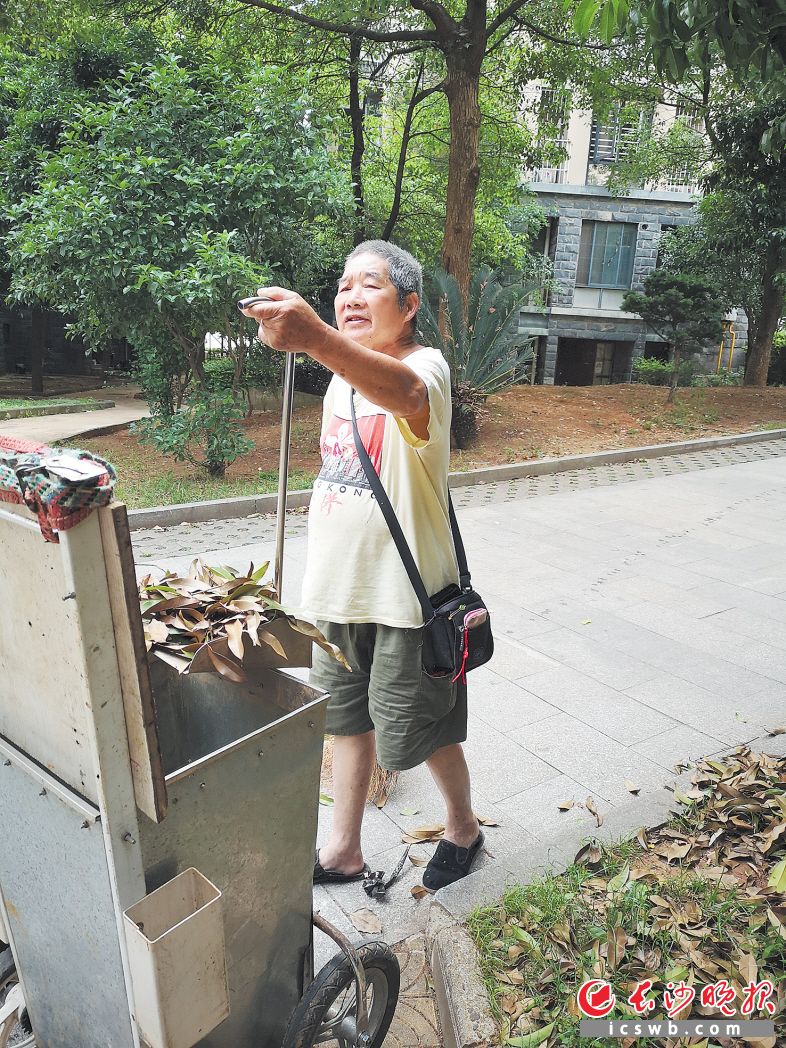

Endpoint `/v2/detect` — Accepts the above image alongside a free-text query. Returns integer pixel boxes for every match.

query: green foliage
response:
[632,357,695,387]
[694,369,744,388]
[418,265,536,447]
[623,270,725,400]
[575,0,786,91]
[4,49,350,388]
[135,392,254,477]
[204,349,282,394]
[293,355,332,397]
[770,330,786,385]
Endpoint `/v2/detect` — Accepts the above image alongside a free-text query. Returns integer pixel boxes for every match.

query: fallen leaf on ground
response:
[558,799,575,811]
[319,793,334,806]
[402,823,444,844]
[410,885,431,900]
[585,796,603,827]
[349,908,382,934]
[624,779,640,794]
[478,816,500,826]
[399,808,420,816]
[408,853,428,867]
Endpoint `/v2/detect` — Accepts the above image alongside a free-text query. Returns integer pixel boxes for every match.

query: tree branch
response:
[234,0,440,42]
[382,71,442,239]
[409,0,458,38]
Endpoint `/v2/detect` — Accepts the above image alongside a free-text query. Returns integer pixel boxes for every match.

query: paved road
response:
[131,437,786,984]
[0,386,148,443]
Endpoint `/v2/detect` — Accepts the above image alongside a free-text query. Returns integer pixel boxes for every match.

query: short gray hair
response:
[347,240,423,309]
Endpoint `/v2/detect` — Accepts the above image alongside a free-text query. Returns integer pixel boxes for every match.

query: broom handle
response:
[274,352,296,598]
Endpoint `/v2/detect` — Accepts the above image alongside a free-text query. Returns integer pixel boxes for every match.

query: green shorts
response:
[309,621,468,772]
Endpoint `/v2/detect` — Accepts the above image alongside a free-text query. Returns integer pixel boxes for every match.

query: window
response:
[589,105,652,164]
[576,222,637,289]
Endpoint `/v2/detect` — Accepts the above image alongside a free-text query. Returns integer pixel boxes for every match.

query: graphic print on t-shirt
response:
[317,411,385,490]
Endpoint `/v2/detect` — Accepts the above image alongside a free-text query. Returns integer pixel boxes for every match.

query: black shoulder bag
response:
[349,391,493,681]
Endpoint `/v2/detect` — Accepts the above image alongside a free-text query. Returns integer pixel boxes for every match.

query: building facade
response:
[520,95,747,385]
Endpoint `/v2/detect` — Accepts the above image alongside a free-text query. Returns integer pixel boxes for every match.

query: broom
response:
[321,736,398,808]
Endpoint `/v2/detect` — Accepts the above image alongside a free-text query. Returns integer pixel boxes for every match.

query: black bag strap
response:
[349,389,472,621]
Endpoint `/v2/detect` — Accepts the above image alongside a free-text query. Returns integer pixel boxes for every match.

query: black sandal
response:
[313,850,371,885]
[422,831,485,891]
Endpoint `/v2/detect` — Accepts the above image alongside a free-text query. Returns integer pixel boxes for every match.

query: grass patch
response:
[0,396,97,412]
[63,438,316,508]
[112,467,316,510]
[640,390,723,432]
[760,421,786,431]
[467,747,786,1047]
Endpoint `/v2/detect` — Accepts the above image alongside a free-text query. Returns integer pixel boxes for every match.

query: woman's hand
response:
[240,287,328,354]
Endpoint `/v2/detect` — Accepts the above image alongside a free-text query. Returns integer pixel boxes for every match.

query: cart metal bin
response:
[0,498,329,1048]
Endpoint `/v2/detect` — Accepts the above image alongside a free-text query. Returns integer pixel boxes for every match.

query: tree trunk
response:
[348,35,366,246]
[30,309,46,395]
[667,348,681,404]
[744,254,785,386]
[441,53,483,304]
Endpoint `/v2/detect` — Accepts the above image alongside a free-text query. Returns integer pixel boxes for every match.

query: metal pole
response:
[274,353,296,599]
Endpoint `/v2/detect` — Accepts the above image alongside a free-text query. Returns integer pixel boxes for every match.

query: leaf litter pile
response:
[467,747,786,1048]
[139,559,349,682]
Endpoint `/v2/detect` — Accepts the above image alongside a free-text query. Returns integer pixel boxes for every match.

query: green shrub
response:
[693,369,744,387]
[204,350,283,393]
[134,392,254,477]
[293,354,331,396]
[632,357,695,387]
[770,330,786,385]
[203,357,237,392]
[245,347,283,390]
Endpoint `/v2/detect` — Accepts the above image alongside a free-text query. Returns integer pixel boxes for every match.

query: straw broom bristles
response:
[321,735,398,808]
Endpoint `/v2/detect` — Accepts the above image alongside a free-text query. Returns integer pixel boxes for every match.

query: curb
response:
[426,728,786,1048]
[126,427,786,532]
[425,783,687,1048]
[0,399,115,420]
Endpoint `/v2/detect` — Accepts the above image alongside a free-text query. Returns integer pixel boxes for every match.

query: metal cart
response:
[0,476,398,1046]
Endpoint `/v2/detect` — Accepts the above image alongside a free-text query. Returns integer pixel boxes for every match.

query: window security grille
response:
[589,105,652,164]
[662,103,703,192]
[530,86,570,184]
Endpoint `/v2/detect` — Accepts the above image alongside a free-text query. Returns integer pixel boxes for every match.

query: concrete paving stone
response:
[515,664,678,744]
[461,714,560,802]
[317,797,404,858]
[747,731,786,757]
[468,669,559,734]
[492,772,618,841]
[622,558,725,592]
[485,594,566,641]
[686,558,786,595]
[433,865,522,922]
[624,673,772,742]
[484,634,562,683]
[692,605,786,650]
[524,626,660,690]
[630,724,728,769]
[691,580,786,625]
[620,601,786,684]
[507,712,676,805]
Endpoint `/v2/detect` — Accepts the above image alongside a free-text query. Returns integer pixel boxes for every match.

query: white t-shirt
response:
[299,346,459,628]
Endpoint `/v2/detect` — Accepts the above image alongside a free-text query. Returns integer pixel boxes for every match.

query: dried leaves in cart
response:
[139,559,350,681]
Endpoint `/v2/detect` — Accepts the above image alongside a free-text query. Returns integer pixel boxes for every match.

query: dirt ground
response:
[79,384,786,484]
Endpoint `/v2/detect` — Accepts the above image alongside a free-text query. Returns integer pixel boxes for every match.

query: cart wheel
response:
[282,940,399,1048]
[0,949,35,1048]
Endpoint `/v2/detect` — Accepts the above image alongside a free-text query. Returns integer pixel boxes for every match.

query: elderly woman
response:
[242,240,482,891]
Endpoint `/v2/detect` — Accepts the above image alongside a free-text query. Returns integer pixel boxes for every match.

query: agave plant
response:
[418,265,537,447]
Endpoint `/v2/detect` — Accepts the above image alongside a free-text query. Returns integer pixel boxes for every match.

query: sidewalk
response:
[0,385,148,444]
[130,437,786,1014]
